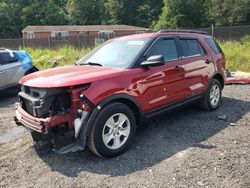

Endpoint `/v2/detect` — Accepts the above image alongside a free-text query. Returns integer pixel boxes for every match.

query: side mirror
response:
[141,55,165,67]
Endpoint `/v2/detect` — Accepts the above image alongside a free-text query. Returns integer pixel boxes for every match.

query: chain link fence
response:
[0,35,98,49]
[199,25,250,41]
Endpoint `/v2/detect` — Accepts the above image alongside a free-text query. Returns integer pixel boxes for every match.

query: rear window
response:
[179,39,205,58]
[0,52,18,65]
[204,38,223,54]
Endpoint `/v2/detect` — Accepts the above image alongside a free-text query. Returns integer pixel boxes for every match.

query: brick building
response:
[22,25,150,41]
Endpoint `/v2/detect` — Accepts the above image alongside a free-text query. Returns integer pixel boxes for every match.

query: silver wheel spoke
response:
[106,117,116,129]
[214,90,220,95]
[120,127,130,137]
[210,92,214,99]
[103,134,114,145]
[118,115,127,128]
[113,136,121,148]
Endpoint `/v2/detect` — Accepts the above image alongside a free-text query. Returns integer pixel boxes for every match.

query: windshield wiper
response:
[86,62,103,66]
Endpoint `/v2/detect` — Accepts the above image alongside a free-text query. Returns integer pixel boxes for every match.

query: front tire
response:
[87,102,136,158]
[200,79,222,111]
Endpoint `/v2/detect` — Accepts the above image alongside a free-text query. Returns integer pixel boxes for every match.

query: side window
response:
[179,39,205,58]
[205,38,223,54]
[148,39,178,61]
[0,52,18,65]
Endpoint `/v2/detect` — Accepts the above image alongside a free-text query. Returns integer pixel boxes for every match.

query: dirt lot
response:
[0,85,250,188]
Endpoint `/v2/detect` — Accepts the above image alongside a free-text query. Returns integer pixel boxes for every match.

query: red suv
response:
[15,30,226,158]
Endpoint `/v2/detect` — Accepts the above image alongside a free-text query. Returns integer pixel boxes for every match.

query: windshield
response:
[77,37,151,68]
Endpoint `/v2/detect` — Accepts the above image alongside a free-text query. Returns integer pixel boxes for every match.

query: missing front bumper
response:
[15,102,92,154]
[15,103,48,133]
[15,103,74,134]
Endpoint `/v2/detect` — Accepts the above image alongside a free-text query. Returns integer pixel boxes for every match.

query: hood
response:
[20,65,126,88]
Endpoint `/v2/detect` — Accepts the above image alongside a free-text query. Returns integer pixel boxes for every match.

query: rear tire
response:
[200,79,222,111]
[87,102,136,158]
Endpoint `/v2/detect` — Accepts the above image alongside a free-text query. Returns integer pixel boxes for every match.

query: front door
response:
[139,37,189,112]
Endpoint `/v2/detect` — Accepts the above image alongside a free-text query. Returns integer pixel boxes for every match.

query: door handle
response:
[205,60,212,64]
[173,66,184,71]
[0,70,6,74]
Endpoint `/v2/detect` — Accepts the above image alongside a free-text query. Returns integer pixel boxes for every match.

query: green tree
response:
[105,0,145,26]
[21,0,67,26]
[0,2,12,38]
[154,0,210,30]
[66,0,106,25]
[1,0,250,39]
[0,0,30,38]
[105,0,121,24]
[135,0,163,28]
[118,0,141,25]
[208,0,250,26]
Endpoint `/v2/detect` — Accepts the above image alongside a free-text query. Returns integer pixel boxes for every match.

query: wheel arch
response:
[212,73,225,89]
[98,94,144,126]
[77,94,144,149]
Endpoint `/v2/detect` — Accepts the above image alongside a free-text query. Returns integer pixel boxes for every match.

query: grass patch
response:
[219,35,250,72]
[25,46,91,70]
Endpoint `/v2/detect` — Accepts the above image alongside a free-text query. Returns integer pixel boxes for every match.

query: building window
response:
[27,32,35,39]
[136,31,145,34]
[51,31,69,41]
[98,31,115,41]
[79,31,89,37]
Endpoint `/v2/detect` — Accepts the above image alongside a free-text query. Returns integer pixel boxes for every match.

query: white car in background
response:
[0,49,38,92]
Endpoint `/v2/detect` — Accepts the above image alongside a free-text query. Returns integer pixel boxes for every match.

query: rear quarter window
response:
[204,38,223,54]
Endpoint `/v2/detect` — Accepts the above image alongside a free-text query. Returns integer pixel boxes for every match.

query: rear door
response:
[177,37,214,96]
[139,36,189,112]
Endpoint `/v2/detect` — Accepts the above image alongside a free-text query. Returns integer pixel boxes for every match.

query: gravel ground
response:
[0,85,249,188]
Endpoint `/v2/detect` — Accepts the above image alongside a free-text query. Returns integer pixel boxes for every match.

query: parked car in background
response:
[15,30,226,158]
[0,49,38,92]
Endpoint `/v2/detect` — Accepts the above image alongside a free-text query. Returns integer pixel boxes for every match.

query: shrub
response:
[24,46,91,69]
[219,36,250,72]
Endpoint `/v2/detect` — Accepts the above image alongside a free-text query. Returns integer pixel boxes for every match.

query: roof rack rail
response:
[157,29,209,35]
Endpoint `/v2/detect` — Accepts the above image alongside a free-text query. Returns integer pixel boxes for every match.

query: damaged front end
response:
[15,84,93,151]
